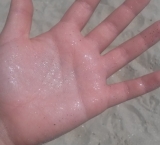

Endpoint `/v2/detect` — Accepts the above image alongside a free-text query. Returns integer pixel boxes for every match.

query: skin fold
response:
[0,0,160,144]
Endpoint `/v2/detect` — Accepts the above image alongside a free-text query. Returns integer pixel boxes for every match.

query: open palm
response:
[0,0,160,145]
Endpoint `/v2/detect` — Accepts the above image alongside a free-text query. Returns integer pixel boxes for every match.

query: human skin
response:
[0,0,160,144]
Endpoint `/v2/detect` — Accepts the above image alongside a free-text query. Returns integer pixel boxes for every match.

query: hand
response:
[0,0,160,144]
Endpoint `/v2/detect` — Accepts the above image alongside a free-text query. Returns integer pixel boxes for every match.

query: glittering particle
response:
[84,54,92,60]
[9,66,14,72]
[10,76,17,85]
[72,101,81,111]
[93,82,100,90]
[16,65,20,69]
[91,98,99,103]
[42,61,49,67]
[75,101,80,108]
[71,40,77,46]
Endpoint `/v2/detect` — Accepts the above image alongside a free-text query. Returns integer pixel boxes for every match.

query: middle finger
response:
[86,0,150,53]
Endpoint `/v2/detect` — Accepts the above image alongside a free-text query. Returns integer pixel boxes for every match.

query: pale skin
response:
[0,0,160,144]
